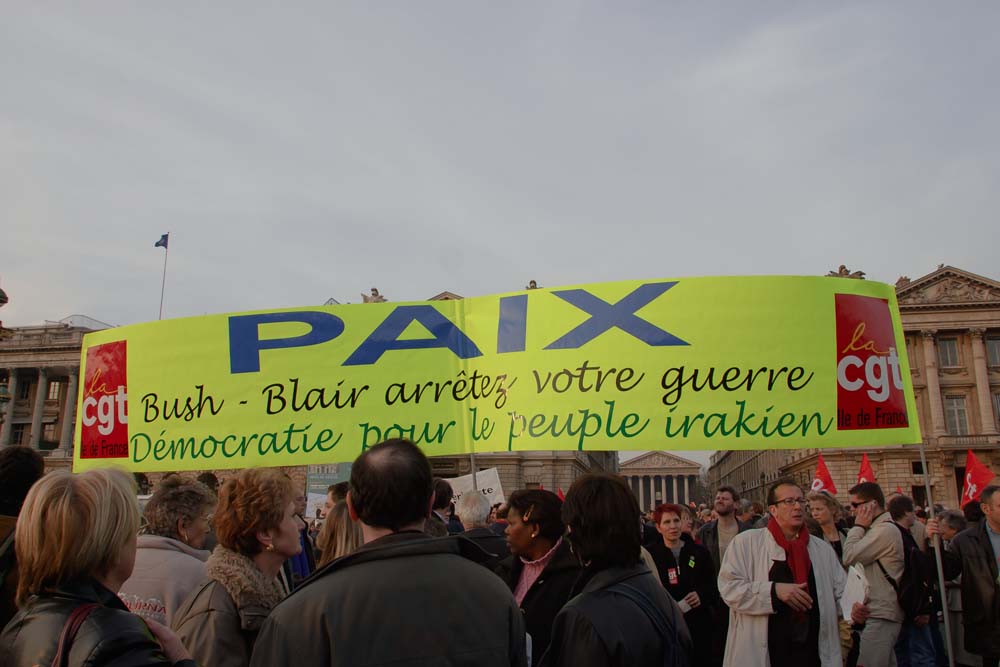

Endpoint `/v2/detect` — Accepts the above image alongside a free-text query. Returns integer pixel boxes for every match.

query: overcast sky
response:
[4,4,998,467]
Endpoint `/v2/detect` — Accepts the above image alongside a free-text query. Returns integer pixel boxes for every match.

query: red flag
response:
[557,487,565,501]
[811,454,838,495]
[961,450,996,507]
[895,486,904,495]
[857,453,876,484]
[538,483,544,491]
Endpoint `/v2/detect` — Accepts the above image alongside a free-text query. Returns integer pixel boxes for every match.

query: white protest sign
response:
[449,468,505,507]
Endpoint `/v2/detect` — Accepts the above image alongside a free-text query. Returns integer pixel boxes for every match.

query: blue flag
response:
[154,233,169,249]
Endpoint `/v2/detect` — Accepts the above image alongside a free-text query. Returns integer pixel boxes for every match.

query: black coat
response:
[463,527,510,570]
[250,531,528,667]
[496,539,581,665]
[646,535,719,665]
[940,521,1000,657]
[0,578,194,667]
[540,564,692,667]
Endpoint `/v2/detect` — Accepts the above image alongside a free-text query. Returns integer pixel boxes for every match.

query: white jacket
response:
[718,527,846,667]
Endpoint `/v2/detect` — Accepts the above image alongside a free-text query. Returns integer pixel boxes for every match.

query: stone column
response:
[683,476,691,504]
[660,476,667,505]
[970,329,999,434]
[29,368,48,448]
[920,331,948,436]
[60,369,79,450]
[0,371,18,446]
[639,476,646,511]
[672,475,678,503]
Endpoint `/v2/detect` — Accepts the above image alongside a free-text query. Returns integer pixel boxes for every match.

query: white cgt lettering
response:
[81,386,129,435]
[836,347,904,403]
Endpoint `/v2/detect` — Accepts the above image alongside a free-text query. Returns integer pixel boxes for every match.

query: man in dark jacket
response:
[541,473,691,667]
[695,486,750,666]
[696,486,752,575]
[458,492,509,570]
[928,485,1000,667]
[250,439,528,667]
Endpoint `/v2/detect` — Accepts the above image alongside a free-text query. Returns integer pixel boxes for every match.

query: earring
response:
[181,531,189,543]
[265,543,275,552]
[531,533,538,539]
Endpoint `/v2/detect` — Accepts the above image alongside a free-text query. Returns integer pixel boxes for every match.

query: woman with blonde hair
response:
[315,500,362,567]
[172,468,303,667]
[119,475,217,625]
[807,490,847,560]
[0,468,192,666]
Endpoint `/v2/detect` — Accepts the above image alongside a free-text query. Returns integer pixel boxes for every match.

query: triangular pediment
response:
[896,266,1000,307]
[428,291,464,301]
[619,451,702,471]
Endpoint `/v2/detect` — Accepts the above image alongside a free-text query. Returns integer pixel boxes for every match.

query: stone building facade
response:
[708,266,1000,507]
[618,451,703,512]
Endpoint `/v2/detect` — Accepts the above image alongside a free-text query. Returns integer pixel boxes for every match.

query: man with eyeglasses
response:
[842,481,905,666]
[718,478,852,666]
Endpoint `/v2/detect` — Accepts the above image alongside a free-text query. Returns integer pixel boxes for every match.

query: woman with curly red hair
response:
[173,469,303,667]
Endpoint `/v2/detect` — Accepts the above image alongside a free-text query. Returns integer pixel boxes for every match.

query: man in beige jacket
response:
[842,481,905,667]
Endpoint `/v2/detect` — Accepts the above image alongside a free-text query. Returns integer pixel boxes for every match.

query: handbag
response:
[50,602,99,667]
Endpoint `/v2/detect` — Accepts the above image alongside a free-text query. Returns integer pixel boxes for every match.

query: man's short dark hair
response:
[562,474,640,569]
[887,495,915,521]
[0,446,45,516]
[963,499,985,522]
[765,478,801,506]
[980,485,1000,505]
[716,486,740,502]
[349,439,432,531]
[849,482,885,508]
[507,489,564,542]
[432,478,454,511]
[328,481,349,503]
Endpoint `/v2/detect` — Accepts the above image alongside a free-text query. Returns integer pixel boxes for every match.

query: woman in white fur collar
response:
[173,469,304,667]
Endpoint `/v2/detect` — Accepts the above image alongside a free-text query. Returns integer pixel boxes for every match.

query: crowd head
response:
[765,478,807,533]
[562,473,641,569]
[142,475,216,549]
[214,468,301,558]
[504,489,563,558]
[456,492,491,530]
[0,446,45,517]
[348,438,433,533]
[16,468,139,606]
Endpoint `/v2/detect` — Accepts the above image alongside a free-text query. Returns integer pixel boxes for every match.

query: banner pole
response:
[470,450,478,491]
[158,234,170,321]
[919,439,955,667]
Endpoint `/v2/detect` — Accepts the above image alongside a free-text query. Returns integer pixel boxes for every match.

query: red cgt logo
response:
[835,294,908,430]
[80,341,129,459]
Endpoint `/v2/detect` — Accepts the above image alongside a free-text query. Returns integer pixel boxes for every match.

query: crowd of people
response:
[0,441,998,667]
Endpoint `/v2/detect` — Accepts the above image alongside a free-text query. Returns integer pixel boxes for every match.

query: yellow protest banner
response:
[73,276,921,473]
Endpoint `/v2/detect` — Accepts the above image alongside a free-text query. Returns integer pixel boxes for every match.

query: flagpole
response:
[158,233,170,320]
[918,439,955,667]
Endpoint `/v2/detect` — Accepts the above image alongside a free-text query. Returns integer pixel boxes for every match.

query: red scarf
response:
[767,518,811,586]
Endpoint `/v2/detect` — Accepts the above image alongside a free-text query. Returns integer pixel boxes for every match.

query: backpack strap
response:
[0,528,15,581]
[50,602,100,667]
[607,581,682,667]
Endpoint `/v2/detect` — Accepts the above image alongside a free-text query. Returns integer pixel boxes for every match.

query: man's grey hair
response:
[738,499,754,514]
[456,492,491,529]
[939,510,967,534]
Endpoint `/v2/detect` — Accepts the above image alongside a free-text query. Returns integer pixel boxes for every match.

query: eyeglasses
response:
[849,501,869,508]
[772,498,807,507]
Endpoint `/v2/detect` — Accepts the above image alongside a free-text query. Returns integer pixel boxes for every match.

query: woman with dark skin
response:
[497,489,580,665]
